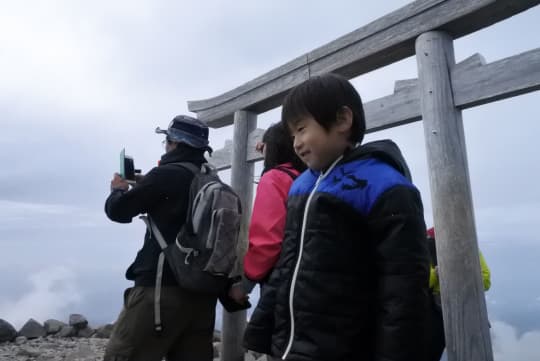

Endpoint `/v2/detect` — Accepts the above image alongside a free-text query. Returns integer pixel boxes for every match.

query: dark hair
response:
[281,73,366,144]
[262,122,306,174]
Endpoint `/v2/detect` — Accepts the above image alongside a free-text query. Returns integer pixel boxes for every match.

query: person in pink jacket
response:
[242,122,306,293]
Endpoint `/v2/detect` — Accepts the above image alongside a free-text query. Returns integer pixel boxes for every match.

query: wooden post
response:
[221,110,256,361]
[416,31,493,361]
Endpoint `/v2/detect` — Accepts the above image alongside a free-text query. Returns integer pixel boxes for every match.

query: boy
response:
[244,73,430,361]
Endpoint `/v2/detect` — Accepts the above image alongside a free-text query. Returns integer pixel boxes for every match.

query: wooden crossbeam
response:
[210,48,540,170]
[189,0,539,127]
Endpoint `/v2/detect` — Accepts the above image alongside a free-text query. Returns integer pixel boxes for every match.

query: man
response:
[103,115,217,361]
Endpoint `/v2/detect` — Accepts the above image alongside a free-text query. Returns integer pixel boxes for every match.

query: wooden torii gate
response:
[187,1,540,360]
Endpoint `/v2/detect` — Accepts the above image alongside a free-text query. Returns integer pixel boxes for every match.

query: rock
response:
[94,323,114,339]
[44,319,67,334]
[17,346,40,357]
[256,355,269,361]
[69,314,88,330]
[77,326,95,338]
[65,343,94,361]
[19,318,47,339]
[245,352,257,361]
[213,341,221,357]
[0,319,17,343]
[14,336,27,345]
[213,329,221,342]
[247,350,261,358]
[248,350,263,360]
[57,325,76,338]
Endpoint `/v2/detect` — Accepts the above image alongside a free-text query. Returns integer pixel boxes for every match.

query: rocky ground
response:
[0,336,108,361]
[0,336,266,361]
[0,316,266,361]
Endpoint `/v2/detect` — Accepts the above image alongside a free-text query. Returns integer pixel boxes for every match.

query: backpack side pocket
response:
[203,207,241,275]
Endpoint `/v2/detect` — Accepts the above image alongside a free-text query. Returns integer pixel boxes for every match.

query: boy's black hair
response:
[262,122,306,174]
[281,73,366,144]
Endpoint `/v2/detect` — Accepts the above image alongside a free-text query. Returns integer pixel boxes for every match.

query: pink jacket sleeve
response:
[244,168,295,281]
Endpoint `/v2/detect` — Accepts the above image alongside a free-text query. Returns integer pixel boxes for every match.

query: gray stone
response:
[213,341,221,358]
[76,326,95,338]
[17,346,40,357]
[44,319,67,334]
[94,324,114,339]
[56,325,76,338]
[245,352,257,361]
[36,355,57,361]
[255,355,269,361]
[64,344,94,361]
[14,336,27,345]
[0,319,17,343]
[68,314,88,330]
[247,350,262,359]
[19,318,46,339]
[250,351,264,360]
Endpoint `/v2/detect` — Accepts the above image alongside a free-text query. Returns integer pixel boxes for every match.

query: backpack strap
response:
[274,165,298,180]
[140,214,201,333]
[138,164,205,334]
[140,215,166,333]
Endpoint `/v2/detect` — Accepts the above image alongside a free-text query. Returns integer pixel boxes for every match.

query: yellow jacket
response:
[429,251,491,294]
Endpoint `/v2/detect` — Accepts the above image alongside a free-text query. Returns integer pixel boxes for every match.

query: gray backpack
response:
[142,162,242,332]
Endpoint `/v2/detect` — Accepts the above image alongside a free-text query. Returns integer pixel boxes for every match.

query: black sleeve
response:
[367,185,430,361]
[104,167,167,223]
[243,273,278,354]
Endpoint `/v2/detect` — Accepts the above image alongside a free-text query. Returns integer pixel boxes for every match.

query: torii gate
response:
[187,1,540,360]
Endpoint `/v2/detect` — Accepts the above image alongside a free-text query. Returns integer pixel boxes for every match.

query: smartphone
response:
[120,148,136,182]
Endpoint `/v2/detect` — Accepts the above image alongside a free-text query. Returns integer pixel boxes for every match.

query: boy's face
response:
[289,114,351,171]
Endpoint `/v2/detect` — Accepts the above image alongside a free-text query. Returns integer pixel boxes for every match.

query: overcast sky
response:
[1,1,539,359]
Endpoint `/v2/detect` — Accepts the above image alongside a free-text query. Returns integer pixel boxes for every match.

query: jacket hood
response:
[345,139,412,181]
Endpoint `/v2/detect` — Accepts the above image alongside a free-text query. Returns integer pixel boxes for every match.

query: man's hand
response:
[110,173,129,191]
[228,283,249,305]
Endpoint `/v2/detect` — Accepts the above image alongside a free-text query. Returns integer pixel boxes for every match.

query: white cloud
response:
[476,203,540,244]
[0,0,171,119]
[0,200,104,229]
[491,321,540,361]
[0,2,112,112]
[0,266,82,329]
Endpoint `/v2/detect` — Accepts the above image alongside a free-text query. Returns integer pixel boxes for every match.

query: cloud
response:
[491,321,540,360]
[476,203,540,244]
[0,266,82,329]
[0,200,105,230]
[0,2,115,113]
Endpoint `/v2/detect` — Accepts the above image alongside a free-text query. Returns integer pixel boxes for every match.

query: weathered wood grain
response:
[188,0,539,127]
[453,48,540,108]
[221,111,257,361]
[416,31,493,361]
[210,48,540,170]
[210,128,264,170]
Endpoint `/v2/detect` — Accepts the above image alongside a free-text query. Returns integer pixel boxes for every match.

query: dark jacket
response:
[105,145,206,286]
[244,140,430,361]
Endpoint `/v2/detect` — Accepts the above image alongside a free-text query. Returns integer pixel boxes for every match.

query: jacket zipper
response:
[281,155,343,359]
